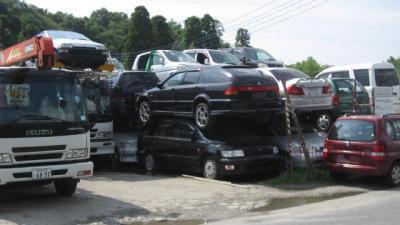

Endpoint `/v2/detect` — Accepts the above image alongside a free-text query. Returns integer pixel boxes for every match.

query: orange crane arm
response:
[0,36,54,69]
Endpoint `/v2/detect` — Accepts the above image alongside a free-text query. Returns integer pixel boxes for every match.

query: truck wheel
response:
[138,100,153,127]
[316,113,332,132]
[194,103,215,131]
[203,157,219,180]
[144,153,157,173]
[54,179,78,196]
[387,161,400,187]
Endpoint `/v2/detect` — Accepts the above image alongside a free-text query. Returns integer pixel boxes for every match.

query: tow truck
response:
[0,35,94,195]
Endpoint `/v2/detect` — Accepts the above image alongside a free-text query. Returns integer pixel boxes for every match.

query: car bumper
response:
[324,162,388,176]
[211,100,283,115]
[0,161,93,185]
[217,155,280,176]
[90,140,115,156]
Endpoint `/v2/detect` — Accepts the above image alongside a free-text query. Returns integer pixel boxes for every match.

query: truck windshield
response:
[0,73,87,125]
[244,48,275,61]
[46,30,90,40]
[209,50,241,65]
[82,78,111,117]
[163,50,197,63]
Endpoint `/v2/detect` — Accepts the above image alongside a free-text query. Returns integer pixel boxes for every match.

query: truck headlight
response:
[96,132,112,139]
[65,148,89,159]
[60,43,74,48]
[0,154,12,163]
[221,150,245,158]
[95,45,107,50]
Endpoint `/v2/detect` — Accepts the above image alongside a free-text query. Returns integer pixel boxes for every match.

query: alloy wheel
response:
[391,163,400,186]
[195,103,209,128]
[145,154,155,172]
[139,101,151,123]
[203,159,217,179]
[317,114,331,131]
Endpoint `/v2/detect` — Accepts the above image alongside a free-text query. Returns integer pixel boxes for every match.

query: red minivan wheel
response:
[387,162,400,187]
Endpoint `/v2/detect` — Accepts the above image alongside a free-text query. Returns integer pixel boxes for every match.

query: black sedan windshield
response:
[0,73,87,125]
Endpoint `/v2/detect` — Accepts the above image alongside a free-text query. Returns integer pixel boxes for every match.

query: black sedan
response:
[137,120,281,179]
[136,66,282,130]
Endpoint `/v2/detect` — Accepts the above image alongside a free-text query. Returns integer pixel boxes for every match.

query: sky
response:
[24,0,400,66]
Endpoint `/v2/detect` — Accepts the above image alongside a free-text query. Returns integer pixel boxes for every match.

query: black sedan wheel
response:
[138,100,152,126]
[194,103,215,131]
[203,157,219,180]
[144,153,156,173]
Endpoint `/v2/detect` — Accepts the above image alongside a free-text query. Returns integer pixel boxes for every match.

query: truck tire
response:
[54,179,78,196]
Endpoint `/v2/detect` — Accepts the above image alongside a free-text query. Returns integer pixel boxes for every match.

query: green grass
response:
[263,168,331,186]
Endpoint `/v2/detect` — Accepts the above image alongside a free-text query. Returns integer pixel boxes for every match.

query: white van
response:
[317,63,400,114]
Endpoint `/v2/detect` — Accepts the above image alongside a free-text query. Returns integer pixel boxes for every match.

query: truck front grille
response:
[12,145,66,153]
[14,153,63,162]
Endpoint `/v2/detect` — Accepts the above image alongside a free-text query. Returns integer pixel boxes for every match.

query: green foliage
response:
[235,28,251,47]
[288,57,329,77]
[387,56,400,75]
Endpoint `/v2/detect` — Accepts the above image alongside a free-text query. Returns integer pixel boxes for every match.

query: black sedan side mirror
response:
[156,83,163,89]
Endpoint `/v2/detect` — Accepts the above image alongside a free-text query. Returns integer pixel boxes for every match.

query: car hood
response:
[52,38,105,49]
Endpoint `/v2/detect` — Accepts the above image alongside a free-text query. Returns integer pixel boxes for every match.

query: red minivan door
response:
[326,119,378,169]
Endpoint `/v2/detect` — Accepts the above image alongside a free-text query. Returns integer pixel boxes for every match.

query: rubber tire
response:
[194,103,215,131]
[54,179,78,196]
[330,171,347,182]
[203,157,220,180]
[137,100,153,128]
[316,112,333,132]
[144,152,157,173]
[386,161,400,187]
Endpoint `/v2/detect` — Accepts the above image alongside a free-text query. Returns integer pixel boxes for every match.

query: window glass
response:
[269,68,309,82]
[209,50,241,65]
[152,54,164,65]
[163,50,196,63]
[329,120,375,142]
[318,73,330,79]
[202,69,231,83]
[243,48,275,61]
[163,72,185,88]
[46,30,89,40]
[332,71,350,79]
[185,52,196,59]
[182,71,201,85]
[232,50,244,60]
[375,69,399,86]
[392,120,400,141]
[385,121,395,140]
[333,79,366,94]
[172,123,193,139]
[353,69,370,86]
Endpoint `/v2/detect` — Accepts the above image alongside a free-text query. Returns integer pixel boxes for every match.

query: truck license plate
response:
[32,168,52,179]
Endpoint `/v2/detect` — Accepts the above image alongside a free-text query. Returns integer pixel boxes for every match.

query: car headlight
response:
[60,43,74,48]
[95,45,107,50]
[273,146,279,154]
[65,148,89,159]
[96,132,112,139]
[177,64,189,71]
[221,150,245,158]
[0,154,12,163]
[258,63,268,68]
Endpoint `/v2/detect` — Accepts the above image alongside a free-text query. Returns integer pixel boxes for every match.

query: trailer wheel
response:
[54,179,78,196]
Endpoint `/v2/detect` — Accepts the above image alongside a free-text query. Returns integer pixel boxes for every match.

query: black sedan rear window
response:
[269,69,309,82]
[329,120,375,142]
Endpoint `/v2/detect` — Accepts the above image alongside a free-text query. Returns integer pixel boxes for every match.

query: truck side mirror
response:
[204,58,210,65]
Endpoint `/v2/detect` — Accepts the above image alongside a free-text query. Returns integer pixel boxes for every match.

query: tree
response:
[235,28,250,47]
[183,16,205,48]
[288,57,328,77]
[387,56,400,76]
[168,20,185,50]
[200,14,223,49]
[151,15,173,49]
[124,6,154,67]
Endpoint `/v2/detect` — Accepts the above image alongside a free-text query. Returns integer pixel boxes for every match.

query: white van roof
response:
[318,62,395,75]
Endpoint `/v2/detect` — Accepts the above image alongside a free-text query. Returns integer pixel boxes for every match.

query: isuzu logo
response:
[25,129,54,136]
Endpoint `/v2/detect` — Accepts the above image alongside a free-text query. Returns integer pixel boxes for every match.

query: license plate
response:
[32,168,52,180]
[303,88,320,96]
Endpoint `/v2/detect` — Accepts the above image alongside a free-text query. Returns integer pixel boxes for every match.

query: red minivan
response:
[323,115,400,186]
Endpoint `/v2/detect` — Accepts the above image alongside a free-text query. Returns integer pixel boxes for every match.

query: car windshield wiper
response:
[3,115,73,126]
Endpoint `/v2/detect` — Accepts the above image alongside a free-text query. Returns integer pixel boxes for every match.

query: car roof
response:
[318,62,395,75]
[336,114,400,122]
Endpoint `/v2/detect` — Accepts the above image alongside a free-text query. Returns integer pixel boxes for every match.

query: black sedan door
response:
[150,72,185,112]
[174,70,202,113]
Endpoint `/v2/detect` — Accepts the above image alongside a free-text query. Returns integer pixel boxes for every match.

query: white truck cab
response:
[183,49,241,66]
[0,68,93,196]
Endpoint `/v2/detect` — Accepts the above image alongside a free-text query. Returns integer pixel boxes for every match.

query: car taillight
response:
[323,141,329,159]
[287,85,304,95]
[332,95,340,107]
[224,85,279,96]
[322,85,331,94]
[371,144,385,161]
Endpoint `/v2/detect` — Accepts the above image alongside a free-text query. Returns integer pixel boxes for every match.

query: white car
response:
[38,30,108,70]
[183,49,241,65]
[317,62,400,115]
[258,68,332,130]
[132,50,201,81]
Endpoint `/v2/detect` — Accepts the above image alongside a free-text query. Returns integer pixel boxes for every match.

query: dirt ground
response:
[0,171,385,225]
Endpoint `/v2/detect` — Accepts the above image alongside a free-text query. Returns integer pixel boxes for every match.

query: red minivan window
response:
[329,120,375,142]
